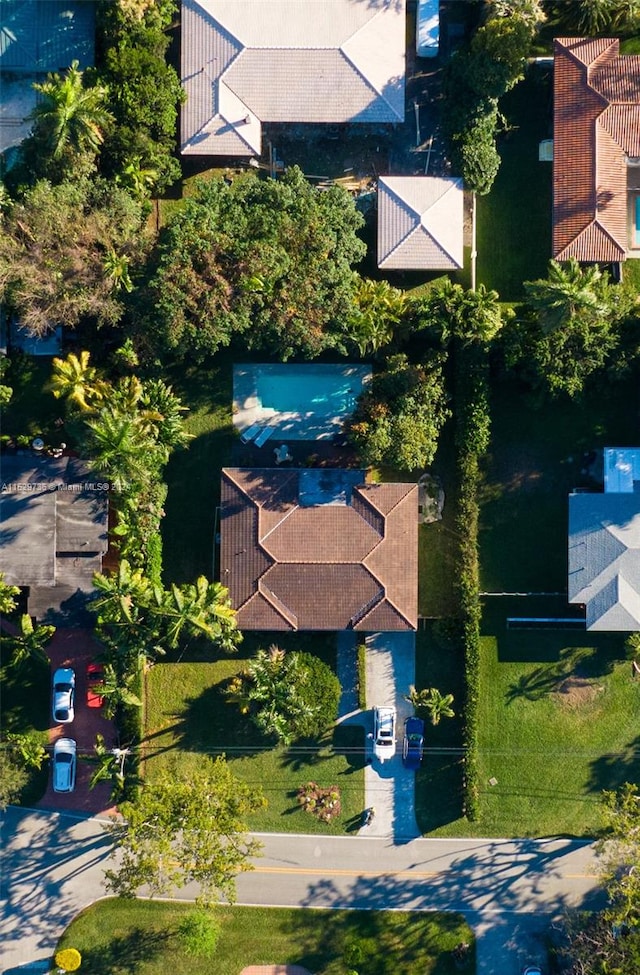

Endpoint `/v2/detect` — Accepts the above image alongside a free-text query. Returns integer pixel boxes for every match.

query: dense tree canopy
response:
[347,353,450,472]
[98,12,184,193]
[442,2,543,194]
[227,646,341,744]
[19,61,113,184]
[504,258,635,398]
[414,280,505,348]
[145,167,366,361]
[558,783,640,973]
[105,759,265,904]
[0,179,147,336]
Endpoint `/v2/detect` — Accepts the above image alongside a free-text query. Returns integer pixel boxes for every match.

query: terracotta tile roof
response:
[181,0,406,156]
[220,468,418,631]
[553,37,640,262]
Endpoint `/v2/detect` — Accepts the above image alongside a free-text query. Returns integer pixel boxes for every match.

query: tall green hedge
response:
[453,344,490,821]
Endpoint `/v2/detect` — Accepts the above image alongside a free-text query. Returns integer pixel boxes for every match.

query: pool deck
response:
[233,363,371,442]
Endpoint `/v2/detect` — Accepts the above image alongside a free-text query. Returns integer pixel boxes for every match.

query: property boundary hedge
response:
[453,343,490,821]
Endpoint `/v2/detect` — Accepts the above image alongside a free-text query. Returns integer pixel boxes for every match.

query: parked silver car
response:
[52,738,77,793]
[52,667,75,724]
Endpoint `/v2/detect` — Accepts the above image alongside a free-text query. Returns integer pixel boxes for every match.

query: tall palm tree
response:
[46,351,105,412]
[97,664,143,721]
[347,278,407,356]
[140,379,192,453]
[103,250,133,293]
[91,560,151,626]
[524,258,610,333]
[405,685,455,726]
[28,60,113,162]
[85,406,160,491]
[157,577,239,650]
[0,573,20,616]
[2,615,54,670]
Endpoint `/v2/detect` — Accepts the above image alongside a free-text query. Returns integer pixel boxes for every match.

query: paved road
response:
[1,807,605,975]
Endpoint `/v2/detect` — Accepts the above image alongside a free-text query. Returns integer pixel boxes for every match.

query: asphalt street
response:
[1,807,606,975]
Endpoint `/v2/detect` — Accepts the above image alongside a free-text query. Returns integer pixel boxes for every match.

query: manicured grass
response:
[419,423,459,619]
[477,68,552,301]
[423,599,640,838]
[56,899,475,975]
[0,654,50,803]
[414,627,466,833]
[480,373,640,594]
[143,634,365,834]
[161,357,234,583]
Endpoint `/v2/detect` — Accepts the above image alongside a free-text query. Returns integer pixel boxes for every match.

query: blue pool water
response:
[257,369,359,415]
[636,196,640,246]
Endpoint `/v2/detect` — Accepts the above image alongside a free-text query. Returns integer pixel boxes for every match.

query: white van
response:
[416,0,440,58]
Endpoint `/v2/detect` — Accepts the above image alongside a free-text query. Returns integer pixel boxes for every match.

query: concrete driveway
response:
[363,631,419,840]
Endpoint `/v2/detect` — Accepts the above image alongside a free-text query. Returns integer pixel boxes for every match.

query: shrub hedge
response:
[356,641,367,711]
[452,344,490,821]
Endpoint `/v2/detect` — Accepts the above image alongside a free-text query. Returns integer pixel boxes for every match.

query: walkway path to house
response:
[363,632,420,840]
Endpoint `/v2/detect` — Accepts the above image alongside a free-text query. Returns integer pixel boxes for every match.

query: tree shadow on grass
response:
[280,904,473,975]
[587,733,640,803]
[77,927,172,975]
[505,646,619,704]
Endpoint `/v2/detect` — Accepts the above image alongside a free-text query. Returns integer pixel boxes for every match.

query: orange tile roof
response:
[553,37,639,262]
[220,468,418,631]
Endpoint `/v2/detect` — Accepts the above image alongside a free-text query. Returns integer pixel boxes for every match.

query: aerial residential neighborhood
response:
[2,1,640,974]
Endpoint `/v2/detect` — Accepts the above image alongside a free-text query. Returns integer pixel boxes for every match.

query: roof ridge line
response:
[338,46,403,121]
[260,503,299,544]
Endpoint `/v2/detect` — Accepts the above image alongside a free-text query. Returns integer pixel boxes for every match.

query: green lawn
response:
[414,627,466,833]
[143,634,365,834]
[480,373,640,594]
[477,68,552,301]
[161,357,234,583]
[422,599,640,838]
[56,900,474,975]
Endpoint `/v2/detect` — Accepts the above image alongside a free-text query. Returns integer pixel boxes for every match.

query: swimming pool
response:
[233,363,372,441]
[636,196,640,246]
[257,368,356,415]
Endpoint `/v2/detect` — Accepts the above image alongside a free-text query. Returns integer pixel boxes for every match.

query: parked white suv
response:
[373,706,396,763]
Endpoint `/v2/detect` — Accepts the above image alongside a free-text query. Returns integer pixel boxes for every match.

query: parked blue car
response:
[402,716,425,769]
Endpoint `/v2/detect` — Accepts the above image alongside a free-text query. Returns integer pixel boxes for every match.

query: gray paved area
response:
[1,808,605,975]
[363,631,419,840]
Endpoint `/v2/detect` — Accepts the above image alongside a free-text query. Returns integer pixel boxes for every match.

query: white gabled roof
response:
[377,176,464,270]
[181,0,406,156]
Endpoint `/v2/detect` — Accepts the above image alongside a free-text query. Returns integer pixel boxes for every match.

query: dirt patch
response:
[552,676,604,709]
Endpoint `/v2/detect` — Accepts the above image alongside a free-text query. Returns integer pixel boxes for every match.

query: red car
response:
[86,662,105,708]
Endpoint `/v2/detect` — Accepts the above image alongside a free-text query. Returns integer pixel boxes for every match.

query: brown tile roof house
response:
[220,468,418,631]
[553,37,640,263]
[181,0,406,156]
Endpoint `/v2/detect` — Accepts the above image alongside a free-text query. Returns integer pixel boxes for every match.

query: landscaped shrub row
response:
[452,344,490,821]
[356,640,367,711]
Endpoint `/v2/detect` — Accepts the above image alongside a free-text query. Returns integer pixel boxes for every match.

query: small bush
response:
[177,908,221,958]
[54,947,82,972]
[298,781,342,822]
